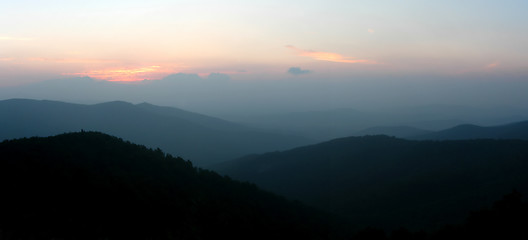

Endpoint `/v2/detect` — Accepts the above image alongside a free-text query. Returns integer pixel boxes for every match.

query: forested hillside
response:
[215,135,528,231]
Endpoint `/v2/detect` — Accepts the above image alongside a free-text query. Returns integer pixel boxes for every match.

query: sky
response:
[2,0,527,85]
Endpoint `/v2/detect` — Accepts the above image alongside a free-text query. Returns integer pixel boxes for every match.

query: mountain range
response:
[412,121,528,140]
[353,126,433,139]
[235,105,528,141]
[353,120,528,141]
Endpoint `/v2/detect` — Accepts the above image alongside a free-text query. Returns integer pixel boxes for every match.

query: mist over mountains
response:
[1,75,527,130]
[227,106,528,141]
[353,121,528,140]
[412,121,528,140]
[353,126,433,138]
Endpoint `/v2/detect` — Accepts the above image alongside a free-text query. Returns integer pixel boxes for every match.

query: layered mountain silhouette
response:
[0,132,336,239]
[412,121,528,140]
[236,108,385,140]
[353,126,432,138]
[353,120,528,140]
[0,99,311,166]
[215,135,528,231]
[235,105,528,141]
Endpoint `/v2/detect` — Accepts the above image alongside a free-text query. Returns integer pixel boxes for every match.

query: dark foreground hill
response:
[0,99,311,166]
[413,120,528,140]
[0,132,337,239]
[214,135,528,231]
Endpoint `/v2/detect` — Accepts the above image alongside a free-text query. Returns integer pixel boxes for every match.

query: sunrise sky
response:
[1,0,527,85]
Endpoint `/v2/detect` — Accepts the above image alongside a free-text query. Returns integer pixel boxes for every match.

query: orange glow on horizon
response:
[65,65,181,82]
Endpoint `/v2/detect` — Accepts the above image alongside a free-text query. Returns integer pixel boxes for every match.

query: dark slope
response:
[0,99,311,166]
[0,132,336,239]
[413,120,528,140]
[354,126,432,138]
[214,135,528,231]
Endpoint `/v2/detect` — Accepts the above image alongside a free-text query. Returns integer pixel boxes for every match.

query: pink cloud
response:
[286,45,377,64]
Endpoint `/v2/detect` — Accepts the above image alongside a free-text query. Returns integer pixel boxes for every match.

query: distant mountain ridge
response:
[352,120,528,140]
[412,120,528,140]
[0,99,312,166]
[353,126,432,138]
[235,106,528,141]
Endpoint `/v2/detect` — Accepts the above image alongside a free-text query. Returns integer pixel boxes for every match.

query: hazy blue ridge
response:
[412,120,528,140]
[0,98,313,166]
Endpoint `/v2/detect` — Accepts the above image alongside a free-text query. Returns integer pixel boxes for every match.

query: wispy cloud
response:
[26,57,118,64]
[287,67,311,75]
[368,29,375,34]
[286,45,376,64]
